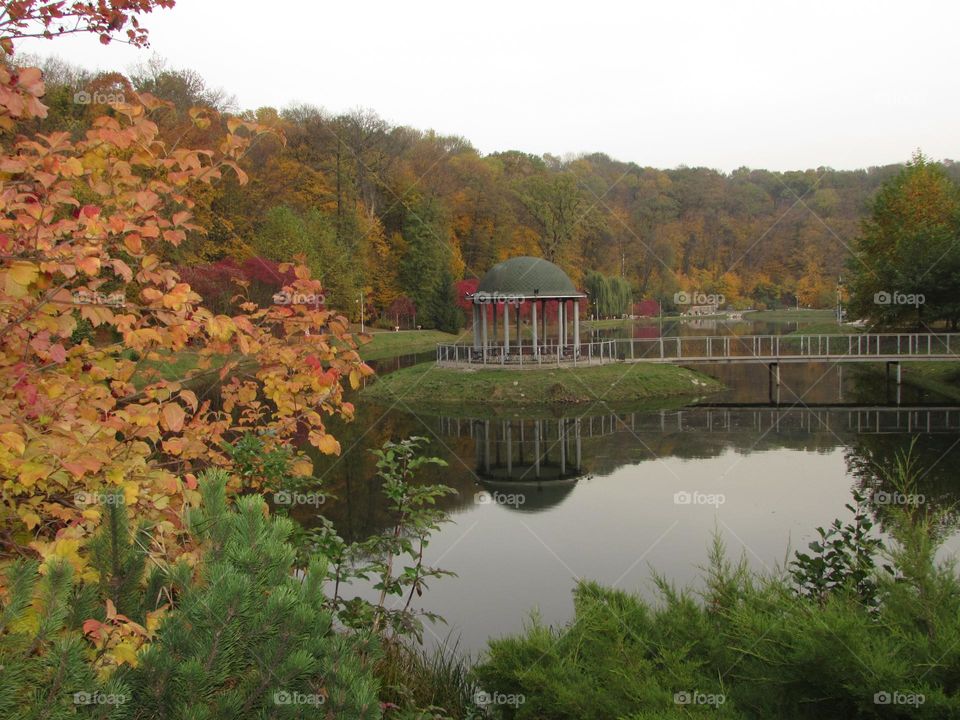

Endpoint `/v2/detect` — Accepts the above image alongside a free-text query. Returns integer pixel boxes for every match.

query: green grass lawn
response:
[363,361,722,414]
[129,349,245,389]
[356,329,463,361]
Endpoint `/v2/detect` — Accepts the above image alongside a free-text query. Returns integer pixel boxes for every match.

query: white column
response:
[573,299,580,355]
[503,302,509,355]
[481,304,488,356]
[472,304,480,349]
[559,301,565,349]
[531,301,538,355]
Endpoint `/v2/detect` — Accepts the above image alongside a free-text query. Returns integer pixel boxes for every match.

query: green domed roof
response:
[475,256,581,298]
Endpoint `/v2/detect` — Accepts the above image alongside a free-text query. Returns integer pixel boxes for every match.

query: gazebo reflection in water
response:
[467,416,589,512]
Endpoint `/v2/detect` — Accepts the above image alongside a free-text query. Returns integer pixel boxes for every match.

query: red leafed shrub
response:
[176,257,296,313]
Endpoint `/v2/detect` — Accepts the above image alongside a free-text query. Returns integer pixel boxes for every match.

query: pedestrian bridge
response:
[437,333,960,375]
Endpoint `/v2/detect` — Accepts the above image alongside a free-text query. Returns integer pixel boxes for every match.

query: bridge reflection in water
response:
[438,406,960,452]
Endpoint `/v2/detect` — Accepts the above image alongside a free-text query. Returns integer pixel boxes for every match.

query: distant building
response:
[685,304,718,316]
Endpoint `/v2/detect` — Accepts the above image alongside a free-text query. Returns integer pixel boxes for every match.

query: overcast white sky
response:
[22,0,959,172]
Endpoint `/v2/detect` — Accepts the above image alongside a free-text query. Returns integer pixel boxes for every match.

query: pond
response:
[305,318,960,656]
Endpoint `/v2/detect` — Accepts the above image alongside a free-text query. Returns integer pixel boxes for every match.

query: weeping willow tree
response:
[585,271,633,318]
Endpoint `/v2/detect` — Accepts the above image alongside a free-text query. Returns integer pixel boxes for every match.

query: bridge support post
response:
[886,361,901,385]
[768,362,781,405]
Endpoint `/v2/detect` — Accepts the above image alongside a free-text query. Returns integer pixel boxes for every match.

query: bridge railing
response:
[436,339,619,367]
[619,333,960,361]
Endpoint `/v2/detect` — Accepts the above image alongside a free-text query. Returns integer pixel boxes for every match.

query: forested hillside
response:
[22,55,960,326]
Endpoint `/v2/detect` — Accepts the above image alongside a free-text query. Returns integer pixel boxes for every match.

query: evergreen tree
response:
[0,474,383,720]
[398,199,450,326]
[427,269,466,333]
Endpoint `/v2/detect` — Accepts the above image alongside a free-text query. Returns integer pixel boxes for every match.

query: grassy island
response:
[363,360,723,413]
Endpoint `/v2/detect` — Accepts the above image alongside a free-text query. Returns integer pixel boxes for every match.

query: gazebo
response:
[468,256,587,362]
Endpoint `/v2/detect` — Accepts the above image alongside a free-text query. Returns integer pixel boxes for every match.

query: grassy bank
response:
[875,361,960,402]
[583,317,649,329]
[357,329,462,361]
[788,321,862,335]
[363,361,722,414]
[745,308,836,322]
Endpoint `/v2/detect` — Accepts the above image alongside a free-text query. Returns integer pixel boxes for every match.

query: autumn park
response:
[2,1,960,719]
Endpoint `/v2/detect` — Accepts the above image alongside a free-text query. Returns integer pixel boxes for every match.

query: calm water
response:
[305,318,960,656]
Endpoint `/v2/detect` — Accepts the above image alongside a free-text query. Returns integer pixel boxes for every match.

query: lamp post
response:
[356,292,364,333]
[836,275,843,324]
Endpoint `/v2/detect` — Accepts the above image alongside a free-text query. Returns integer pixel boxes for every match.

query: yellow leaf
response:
[122,481,140,506]
[19,510,41,530]
[9,261,39,286]
[161,404,186,432]
[18,461,49,487]
[0,431,25,455]
[316,433,340,456]
[349,369,361,390]
[110,639,140,667]
[291,458,314,477]
[5,261,38,297]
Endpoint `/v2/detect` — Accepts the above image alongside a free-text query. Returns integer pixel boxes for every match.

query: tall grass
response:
[376,634,478,719]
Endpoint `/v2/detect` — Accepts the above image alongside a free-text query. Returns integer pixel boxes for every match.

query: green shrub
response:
[474,478,960,719]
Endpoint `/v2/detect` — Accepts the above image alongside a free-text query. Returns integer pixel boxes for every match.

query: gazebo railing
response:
[436,339,618,367]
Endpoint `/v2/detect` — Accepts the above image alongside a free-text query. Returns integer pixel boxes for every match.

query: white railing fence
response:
[436,333,960,367]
